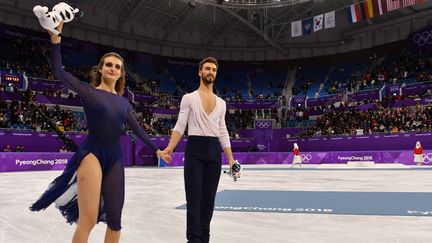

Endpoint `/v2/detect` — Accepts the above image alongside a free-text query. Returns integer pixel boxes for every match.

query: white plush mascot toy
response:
[33,2,80,36]
[52,2,80,23]
[32,5,62,35]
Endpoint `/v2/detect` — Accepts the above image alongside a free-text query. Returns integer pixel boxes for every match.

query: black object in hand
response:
[231,163,241,173]
[224,162,241,182]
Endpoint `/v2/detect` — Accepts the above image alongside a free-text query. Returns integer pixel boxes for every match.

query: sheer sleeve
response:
[125,106,159,152]
[50,44,92,98]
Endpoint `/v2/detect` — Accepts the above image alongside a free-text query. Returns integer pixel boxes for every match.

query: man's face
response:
[199,62,217,84]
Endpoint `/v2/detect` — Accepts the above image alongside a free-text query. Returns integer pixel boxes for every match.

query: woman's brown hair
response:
[90,52,126,95]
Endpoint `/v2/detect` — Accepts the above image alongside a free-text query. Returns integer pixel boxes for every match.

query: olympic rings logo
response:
[413,30,432,47]
[389,86,399,92]
[256,121,272,129]
[294,98,304,103]
[422,153,432,164]
[301,154,312,163]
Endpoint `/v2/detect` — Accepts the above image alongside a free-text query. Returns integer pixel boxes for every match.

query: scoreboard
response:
[3,74,20,82]
[0,72,24,89]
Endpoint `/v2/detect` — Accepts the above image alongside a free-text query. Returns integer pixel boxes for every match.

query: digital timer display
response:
[4,76,20,82]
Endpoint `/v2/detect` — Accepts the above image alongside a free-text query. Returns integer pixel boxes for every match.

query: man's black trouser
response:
[184,136,222,243]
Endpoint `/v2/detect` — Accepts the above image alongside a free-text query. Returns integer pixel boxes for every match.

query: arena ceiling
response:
[76,0,431,45]
[0,0,431,60]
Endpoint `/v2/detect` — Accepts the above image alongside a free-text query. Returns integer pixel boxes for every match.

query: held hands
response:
[156,149,172,163]
[162,146,174,157]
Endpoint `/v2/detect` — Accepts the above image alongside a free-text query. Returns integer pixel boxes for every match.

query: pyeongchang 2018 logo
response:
[413,30,432,47]
[337,156,373,161]
[300,154,312,163]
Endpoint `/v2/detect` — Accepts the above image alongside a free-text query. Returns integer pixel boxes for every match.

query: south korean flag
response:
[314,14,323,32]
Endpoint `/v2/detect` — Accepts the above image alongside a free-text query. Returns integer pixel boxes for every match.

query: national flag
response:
[313,14,323,32]
[401,0,416,7]
[359,2,373,19]
[324,11,336,29]
[387,0,401,11]
[372,0,380,16]
[377,0,388,15]
[291,20,302,37]
[366,0,375,18]
[348,4,362,23]
[302,18,314,35]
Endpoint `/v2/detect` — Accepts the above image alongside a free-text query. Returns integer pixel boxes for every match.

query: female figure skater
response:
[30,23,171,243]
[414,141,424,166]
[291,143,302,168]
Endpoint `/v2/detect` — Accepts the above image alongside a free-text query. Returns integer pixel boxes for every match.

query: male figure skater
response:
[163,57,240,243]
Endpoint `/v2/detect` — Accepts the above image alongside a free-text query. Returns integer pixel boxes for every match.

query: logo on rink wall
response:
[293,97,305,103]
[257,144,267,151]
[423,153,432,164]
[337,155,374,162]
[300,154,312,163]
[255,120,272,129]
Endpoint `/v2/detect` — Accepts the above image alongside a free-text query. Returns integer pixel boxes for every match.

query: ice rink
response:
[1,165,432,243]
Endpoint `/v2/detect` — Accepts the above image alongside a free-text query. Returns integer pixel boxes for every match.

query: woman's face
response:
[99,56,123,84]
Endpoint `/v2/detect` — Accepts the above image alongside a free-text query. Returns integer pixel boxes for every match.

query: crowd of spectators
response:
[0,94,86,132]
[298,104,432,138]
[327,50,432,95]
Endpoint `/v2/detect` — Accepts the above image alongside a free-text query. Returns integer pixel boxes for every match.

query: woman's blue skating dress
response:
[30,44,158,230]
